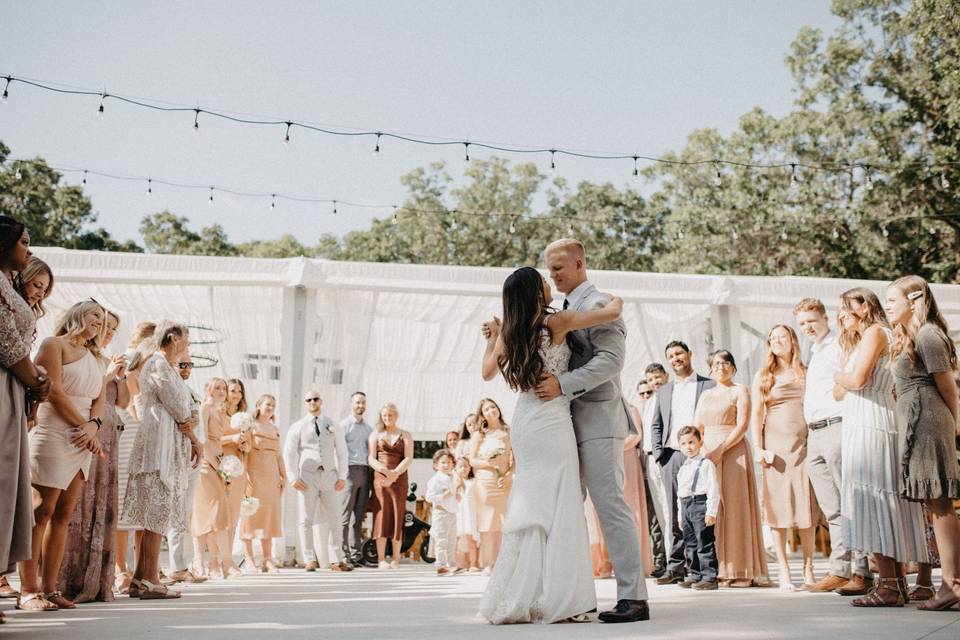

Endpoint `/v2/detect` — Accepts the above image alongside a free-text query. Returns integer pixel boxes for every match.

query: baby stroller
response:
[361,482,435,565]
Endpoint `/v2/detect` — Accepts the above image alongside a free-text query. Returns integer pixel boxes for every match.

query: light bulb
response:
[632,156,639,178]
[82,170,87,185]
[14,169,22,180]
[942,171,950,189]
[832,226,840,239]
[865,168,874,190]
[567,223,573,236]
[270,194,276,211]
[882,225,889,238]
[789,163,798,191]
[780,230,788,241]
[509,220,516,234]
[392,207,398,225]
[208,187,214,205]
[98,93,105,116]
[463,142,471,164]
[712,162,722,187]
[332,201,338,215]
[147,178,152,195]
[193,109,200,132]
[549,150,557,176]
[677,227,684,240]
[2,76,11,101]
[372,133,381,157]
[284,122,292,144]
[731,229,739,241]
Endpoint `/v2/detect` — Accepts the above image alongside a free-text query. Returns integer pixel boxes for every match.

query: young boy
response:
[675,426,720,590]
[425,449,458,575]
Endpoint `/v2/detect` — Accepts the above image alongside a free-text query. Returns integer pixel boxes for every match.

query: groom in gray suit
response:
[535,239,649,624]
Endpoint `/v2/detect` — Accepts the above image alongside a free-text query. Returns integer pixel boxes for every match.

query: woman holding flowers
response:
[468,397,513,574]
[240,394,286,573]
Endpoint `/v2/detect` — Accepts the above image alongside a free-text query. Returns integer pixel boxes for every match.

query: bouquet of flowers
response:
[239,495,260,517]
[231,411,256,433]
[478,438,506,477]
[218,454,245,482]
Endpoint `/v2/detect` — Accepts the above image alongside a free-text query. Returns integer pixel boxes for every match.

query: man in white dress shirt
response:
[795,298,873,595]
[638,364,669,578]
[283,390,352,572]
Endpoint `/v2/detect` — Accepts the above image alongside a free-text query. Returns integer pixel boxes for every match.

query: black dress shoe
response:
[655,573,684,585]
[598,599,650,623]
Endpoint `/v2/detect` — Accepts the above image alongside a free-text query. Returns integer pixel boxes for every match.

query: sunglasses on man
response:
[305,396,321,403]
[638,390,653,398]
[178,362,194,369]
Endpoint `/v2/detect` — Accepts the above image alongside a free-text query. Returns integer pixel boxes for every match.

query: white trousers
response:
[297,468,345,564]
[430,508,457,568]
[166,471,199,572]
[645,453,671,552]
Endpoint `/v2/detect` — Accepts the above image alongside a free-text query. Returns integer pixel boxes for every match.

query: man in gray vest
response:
[340,391,374,567]
[283,390,352,572]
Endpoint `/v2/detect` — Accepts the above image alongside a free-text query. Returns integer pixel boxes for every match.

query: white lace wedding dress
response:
[479,334,596,624]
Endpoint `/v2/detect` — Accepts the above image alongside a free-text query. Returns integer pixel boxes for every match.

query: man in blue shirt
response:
[340,391,374,567]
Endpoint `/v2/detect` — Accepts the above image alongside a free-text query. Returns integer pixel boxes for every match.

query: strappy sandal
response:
[128,578,144,598]
[16,592,59,611]
[44,591,76,609]
[909,584,936,602]
[916,579,960,612]
[115,571,133,594]
[138,580,181,600]
[851,578,904,607]
[0,576,19,598]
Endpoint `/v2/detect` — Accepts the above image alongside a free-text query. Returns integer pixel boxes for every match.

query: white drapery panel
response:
[33,248,960,439]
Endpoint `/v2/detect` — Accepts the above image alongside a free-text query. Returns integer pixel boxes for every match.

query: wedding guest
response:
[121,321,200,600]
[651,342,716,585]
[795,298,873,595]
[223,378,251,553]
[284,391,352,572]
[123,323,157,421]
[621,430,654,577]
[454,413,479,459]
[886,276,960,611]
[675,427,720,590]
[166,355,206,584]
[833,287,927,607]
[751,324,818,591]
[368,403,413,569]
[586,495,612,578]
[637,364,670,578]
[341,391,374,566]
[454,457,479,572]
[694,350,768,587]
[0,217,51,618]
[60,308,129,602]
[18,300,106,611]
[426,449,458,575]
[241,394,286,573]
[468,398,514,575]
[14,255,53,319]
[445,430,460,452]
[190,378,236,579]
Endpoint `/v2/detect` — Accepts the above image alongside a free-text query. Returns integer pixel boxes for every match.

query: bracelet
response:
[115,375,128,382]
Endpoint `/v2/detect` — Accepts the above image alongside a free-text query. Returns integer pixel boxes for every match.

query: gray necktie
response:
[563,298,569,310]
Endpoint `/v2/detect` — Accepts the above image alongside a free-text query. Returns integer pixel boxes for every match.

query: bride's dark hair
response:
[498,266,553,392]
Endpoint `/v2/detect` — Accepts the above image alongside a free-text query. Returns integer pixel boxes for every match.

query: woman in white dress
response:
[833,288,927,607]
[478,266,622,624]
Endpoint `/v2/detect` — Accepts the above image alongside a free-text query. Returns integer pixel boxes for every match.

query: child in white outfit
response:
[454,457,479,572]
[426,449,458,575]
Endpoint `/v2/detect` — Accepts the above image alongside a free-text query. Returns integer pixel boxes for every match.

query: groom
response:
[535,239,650,624]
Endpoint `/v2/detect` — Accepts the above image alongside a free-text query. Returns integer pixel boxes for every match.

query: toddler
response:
[426,449,458,575]
[676,426,720,590]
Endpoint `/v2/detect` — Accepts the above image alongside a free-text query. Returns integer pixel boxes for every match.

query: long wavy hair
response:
[757,324,806,406]
[888,275,957,370]
[497,266,553,392]
[55,300,106,357]
[375,402,399,432]
[475,397,509,433]
[837,287,888,360]
[253,394,277,421]
[458,412,477,440]
[226,378,248,414]
[15,256,54,318]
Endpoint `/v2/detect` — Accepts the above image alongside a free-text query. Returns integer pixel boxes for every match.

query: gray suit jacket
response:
[556,282,637,444]
[649,375,716,464]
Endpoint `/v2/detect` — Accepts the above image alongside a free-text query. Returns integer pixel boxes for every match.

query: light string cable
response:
[3,74,959,177]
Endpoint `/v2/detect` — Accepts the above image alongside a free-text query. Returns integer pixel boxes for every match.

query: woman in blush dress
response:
[222,378,251,555]
[885,276,960,611]
[833,287,927,607]
[751,325,819,591]
[240,395,286,573]
[18,301,107,611]
[0,217,52,619]
[695,350,769,587]
[367,403,413,569]
[60,309,130,602]
[468,398,514,575]
[454,413,479,460]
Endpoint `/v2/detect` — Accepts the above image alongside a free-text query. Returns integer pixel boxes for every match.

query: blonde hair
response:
[888,275,957,370]
[55,300,106,356]
[16,256,54,318]
[129,321,156,348]
[837,288,888,359]
[793,297,826,317]
[757,324,806,405]
[375,402,399,432]
[204,377,227,401]
[544,238,586,261]
[253,394,276,421]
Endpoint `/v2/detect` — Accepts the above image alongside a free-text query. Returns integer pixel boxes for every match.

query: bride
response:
[478,266,623,624]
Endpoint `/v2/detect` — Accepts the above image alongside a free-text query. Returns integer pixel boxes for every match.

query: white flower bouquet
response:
[478,438,506,477]
[218,454,245,481]
[240,495,260,517]
[230,411,257,432]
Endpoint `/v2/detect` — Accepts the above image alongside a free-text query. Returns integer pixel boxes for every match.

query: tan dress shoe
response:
[807,574,849,593]
[835,574,873,596]
[330,561,353,572]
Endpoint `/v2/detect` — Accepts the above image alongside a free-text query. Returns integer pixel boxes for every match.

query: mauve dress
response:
[60,375,123,602]
[0,275,35,574]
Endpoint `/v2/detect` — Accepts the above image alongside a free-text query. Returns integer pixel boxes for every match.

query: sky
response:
[0,1,841,247]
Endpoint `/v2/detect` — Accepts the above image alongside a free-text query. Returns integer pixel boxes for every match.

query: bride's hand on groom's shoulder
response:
[481,316,501,340]
[604,295,623,315]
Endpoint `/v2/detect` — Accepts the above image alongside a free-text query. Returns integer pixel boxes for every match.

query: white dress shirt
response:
[425,470,458,513]
[803,330,844,424]
[562,280,593,310]
[667,375,698,450]
[676,453,720,520]
[283,413,349,482]
[641,397,657,454]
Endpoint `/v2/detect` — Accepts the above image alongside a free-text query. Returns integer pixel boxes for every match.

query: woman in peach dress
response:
[695,350,769,587]
[469,398,514,575]
[240,395,286,572]
[222,379,251,556]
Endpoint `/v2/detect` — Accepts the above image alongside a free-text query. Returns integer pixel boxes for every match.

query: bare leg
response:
[216,531,239,575]
[40,472,86,595]
[390,538,402,566]
[138,531,163,584]
[771,527,795,590]
[242,539,256,566]
[115,530,130,573]
[18,485,62,593]
[260,539,272,568]
[928,498,960,598]
[375,538,387,566]
[799,526,816,586]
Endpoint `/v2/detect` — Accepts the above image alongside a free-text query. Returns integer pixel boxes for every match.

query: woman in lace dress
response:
[478,266,622,624]
[0,217,52,621]
[60,309,130,602]
[121,322,201,600]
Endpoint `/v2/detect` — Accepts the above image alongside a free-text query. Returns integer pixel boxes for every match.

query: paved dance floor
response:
[2,559,958,639]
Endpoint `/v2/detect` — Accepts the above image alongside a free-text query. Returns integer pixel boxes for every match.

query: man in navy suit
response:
[649,341,716,583]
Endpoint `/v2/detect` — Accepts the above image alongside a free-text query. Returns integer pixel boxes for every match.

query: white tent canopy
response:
[34,247,960,440]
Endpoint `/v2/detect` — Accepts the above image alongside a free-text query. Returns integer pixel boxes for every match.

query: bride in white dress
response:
[478,266,623,624]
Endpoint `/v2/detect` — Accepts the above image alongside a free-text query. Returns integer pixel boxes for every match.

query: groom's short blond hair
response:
[544,238,586,261]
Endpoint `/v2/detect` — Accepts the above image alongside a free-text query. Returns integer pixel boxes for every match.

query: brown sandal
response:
[909,583,936,602]
[16,592,59,611]
[851,578,904,607]
[44,591,76,609]
[138,580,181,600]
[0,576,19,599]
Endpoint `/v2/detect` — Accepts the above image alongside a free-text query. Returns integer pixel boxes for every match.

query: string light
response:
[882,225,889,237]
[392,206,398,225]
[463,142,471,164]
[208,187,214,205]
[731,228,739,241]
[2,76,11,101]
[193,109,201,132]
[509,219,516,234]
[632,156,639,178]
[98,92,105,116]
[832,225,840,239]
[780,229,788,241]
[450,210,458,229]
[676,226,684,240]
[82,169,87,185]
[14,169,21,180]
[549,150,557,176]
[864,165,874,191]
[789,163,799,191]
[270,194,276,211]
[942,171,951,189]
[332,200,338,215]
[713,163,722,188]
[373,132,381,156]
[147,178,152,195]
[284,121,292,144]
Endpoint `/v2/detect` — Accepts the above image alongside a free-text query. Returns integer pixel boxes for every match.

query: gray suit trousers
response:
[580,437,648,601]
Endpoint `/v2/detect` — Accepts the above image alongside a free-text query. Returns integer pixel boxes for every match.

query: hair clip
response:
[88,296,100,305]
[907,290,923,301]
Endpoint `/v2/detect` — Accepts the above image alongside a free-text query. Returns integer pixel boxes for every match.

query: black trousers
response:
[681,495,717,582]
[341,465,372,559]
[659,448,687,576]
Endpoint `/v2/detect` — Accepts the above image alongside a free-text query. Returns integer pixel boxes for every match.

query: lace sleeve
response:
[145,357,193,422]
[0,279,31,368]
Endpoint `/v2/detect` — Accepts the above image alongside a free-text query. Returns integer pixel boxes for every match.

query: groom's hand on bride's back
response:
[534,374,562,401]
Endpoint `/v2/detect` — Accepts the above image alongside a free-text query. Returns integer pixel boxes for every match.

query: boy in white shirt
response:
[425,449,458,575]
[675,426,720,591]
